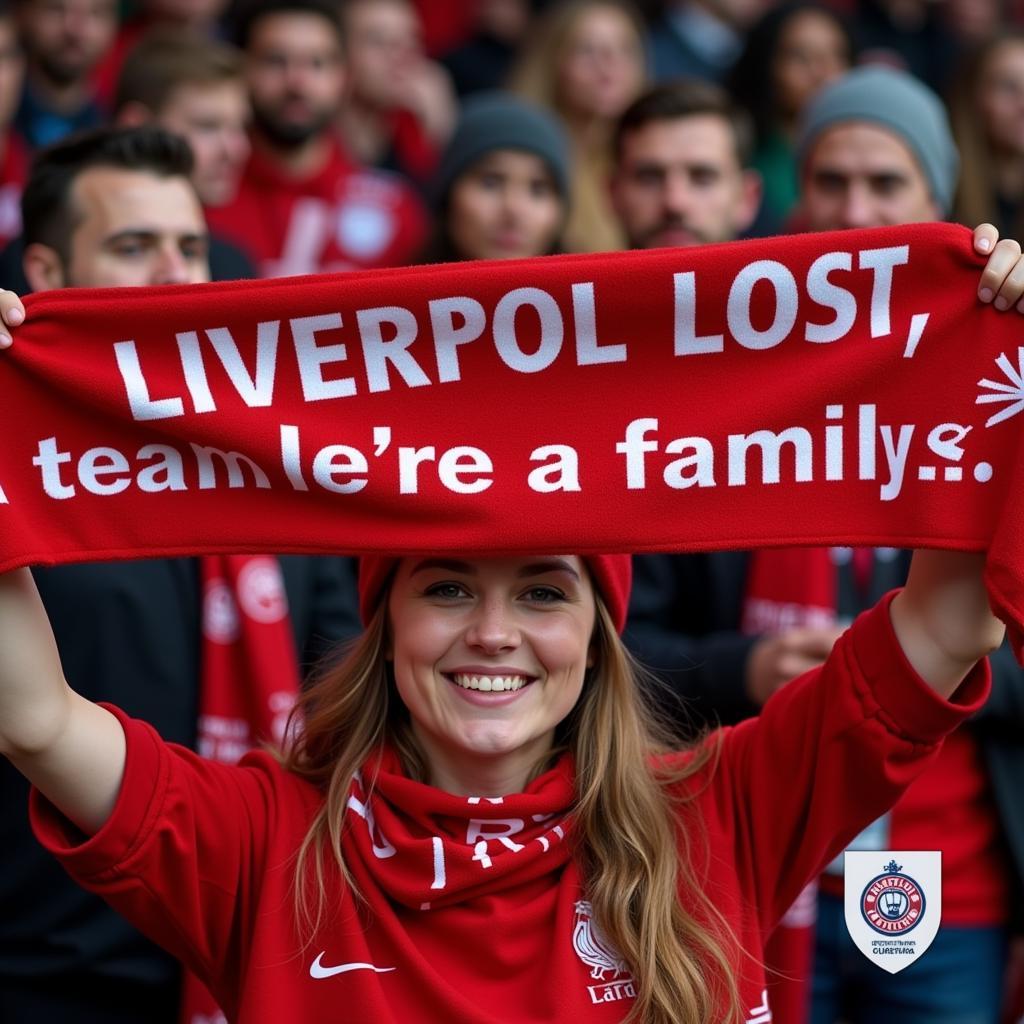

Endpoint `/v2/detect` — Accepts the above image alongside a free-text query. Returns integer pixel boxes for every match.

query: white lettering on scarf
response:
[347,772,396,859]
[113,245,911,423]
[467,818,528,869]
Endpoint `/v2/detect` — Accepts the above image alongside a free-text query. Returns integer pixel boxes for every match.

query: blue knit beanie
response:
[431,92,570,208]
[796,66,959,215]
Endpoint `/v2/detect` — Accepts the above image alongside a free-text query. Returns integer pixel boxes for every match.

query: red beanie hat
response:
[357,554,632,633]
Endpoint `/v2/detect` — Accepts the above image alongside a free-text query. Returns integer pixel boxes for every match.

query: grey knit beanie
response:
[796,66,959,215]
[432,92,571,208]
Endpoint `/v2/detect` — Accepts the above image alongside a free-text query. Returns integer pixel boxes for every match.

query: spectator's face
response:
[556,4,645,122]
[447,149,563,261]
[772,9,849,121]
[0,18,25,128]
[801,123,940,230]
[17,0,116,86]
[977,39,1024,158]
[343,0,421,110]
[246,12,345,147]
[157,80,251,207]
[41,168,210,288]
[609,114,760,248]
[386,555,596,790]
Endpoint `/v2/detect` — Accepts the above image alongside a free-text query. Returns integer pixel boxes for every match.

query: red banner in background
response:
[2,223,1024,644]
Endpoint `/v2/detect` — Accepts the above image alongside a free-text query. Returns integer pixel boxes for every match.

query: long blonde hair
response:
[282,590,744,1024]
[508,0,648,253]
[509,0,646,123]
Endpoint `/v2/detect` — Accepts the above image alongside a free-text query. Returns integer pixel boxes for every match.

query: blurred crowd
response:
[1,0,1024,282]
[2,1,1024,1024]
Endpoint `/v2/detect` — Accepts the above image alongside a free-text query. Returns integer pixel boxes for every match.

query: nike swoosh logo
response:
[309,952,396,979]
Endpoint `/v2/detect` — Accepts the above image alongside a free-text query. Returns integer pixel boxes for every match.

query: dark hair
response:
[114,28,243,116]
[613,78,755,167]
[21,126,195,257]
[231,0,343,50]
[728,2,856,147]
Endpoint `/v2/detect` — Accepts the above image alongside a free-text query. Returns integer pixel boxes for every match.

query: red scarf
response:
[186,553,301,1024]
[197,553,300,763]
[4,223,1024,655]
[344,747,575,908]
[742,547,837,635]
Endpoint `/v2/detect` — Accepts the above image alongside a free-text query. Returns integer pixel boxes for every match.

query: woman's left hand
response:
[974,224,1024,311]
[890,549,1005,698]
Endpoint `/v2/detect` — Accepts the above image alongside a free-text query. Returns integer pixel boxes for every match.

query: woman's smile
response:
[444,669,537,704]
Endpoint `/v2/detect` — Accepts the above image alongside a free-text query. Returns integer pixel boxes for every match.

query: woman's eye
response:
[477,172,504,190]
[425,582,468,599]
[523,586,564,603]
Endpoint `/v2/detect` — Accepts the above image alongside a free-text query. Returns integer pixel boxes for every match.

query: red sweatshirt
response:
[31,596,988,1024]
[205,138,427,278]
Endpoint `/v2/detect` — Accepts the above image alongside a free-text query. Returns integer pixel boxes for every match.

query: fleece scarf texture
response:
[2,222,1024,654]
[345,745,576,911]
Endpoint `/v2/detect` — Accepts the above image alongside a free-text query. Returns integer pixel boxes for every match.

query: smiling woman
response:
[281,552,760,1022]
[384,556,596,794]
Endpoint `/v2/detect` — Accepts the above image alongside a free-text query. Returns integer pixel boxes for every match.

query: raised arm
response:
[890,549,1006,695]
[0,290,126,834]
[0,569,126,834]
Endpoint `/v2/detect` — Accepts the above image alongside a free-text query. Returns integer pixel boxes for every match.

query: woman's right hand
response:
[0,289,25,346]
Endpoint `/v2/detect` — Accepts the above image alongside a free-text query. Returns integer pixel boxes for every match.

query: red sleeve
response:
[28,706,303,1016]
[693,591,990,933]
